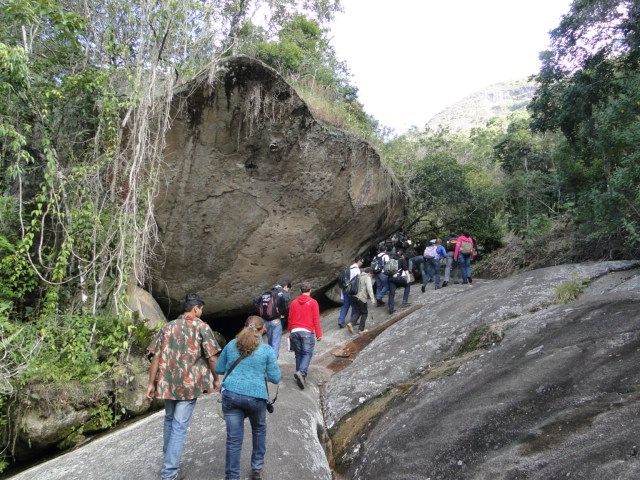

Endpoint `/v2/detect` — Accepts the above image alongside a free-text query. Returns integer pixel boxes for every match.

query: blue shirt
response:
[435,245,449,260]
[215,339,281,400]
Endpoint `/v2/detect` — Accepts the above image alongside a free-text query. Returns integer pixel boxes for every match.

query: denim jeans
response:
[162,398,197,480]
[444,256,461,283]
[388,277,410,313]
[375,272,389,300]
[222,390,267,480]
[265,319,282,358]
[290,331,316,377]
[350,297,369,331]
[459,253,472,282]
[408,255,426,282]
[337,289,352,326]
[425,258,441,287]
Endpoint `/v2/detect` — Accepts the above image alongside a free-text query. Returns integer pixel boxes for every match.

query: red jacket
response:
[288,294,322,337]
[454,235,474,260]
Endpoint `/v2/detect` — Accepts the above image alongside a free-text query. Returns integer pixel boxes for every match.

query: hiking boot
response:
[442,281,448,287]
[454,281,460,285]
[338,324,345,329]
[358,329,369,335]
[294,371,305,390]
[401,302,411,307]
[251,470,262,480]
[468,277,473,284]
[376,299,385,307]
[388,308,395,315]
[346,323,354,334]
[353,320,360,326]
[462,280,468,285]
[421,285,425,293]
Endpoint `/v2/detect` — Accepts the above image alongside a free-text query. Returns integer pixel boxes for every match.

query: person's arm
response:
[366,276,375,304]
[215,345,228,375]
[146,354,160,400]
[313,300,323,340]
[265,349,282,384]
[454,239,461,260]
[207,356,221,391]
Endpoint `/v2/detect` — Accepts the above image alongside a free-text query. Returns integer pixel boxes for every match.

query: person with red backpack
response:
[454,232,475,284]
[254,280,291,358]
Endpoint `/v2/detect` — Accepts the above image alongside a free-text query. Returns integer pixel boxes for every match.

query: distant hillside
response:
[427,79,536,132]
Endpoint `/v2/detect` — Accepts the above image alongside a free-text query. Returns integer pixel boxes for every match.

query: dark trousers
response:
[350,297,368,331]
[388,277,410,313]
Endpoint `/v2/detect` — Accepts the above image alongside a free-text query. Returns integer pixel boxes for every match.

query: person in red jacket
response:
[453,232,475,284]
[287,283,323,389]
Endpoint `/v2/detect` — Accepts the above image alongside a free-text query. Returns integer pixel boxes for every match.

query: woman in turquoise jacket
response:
[216,316,281,480]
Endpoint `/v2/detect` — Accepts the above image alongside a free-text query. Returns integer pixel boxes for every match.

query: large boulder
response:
[152,56,404,317]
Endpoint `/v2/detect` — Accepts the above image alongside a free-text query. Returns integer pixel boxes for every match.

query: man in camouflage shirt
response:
[147,293,221,480]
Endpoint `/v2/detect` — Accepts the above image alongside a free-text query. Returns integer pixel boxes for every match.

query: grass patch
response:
[554,276,590,304]
[456,325,504,356]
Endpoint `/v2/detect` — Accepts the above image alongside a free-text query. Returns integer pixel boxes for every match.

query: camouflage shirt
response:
[147,314,221,400]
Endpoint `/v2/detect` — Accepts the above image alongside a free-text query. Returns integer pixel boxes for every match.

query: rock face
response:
[427,78,536,132]
[324,261,640,479]
[152,56,404,317]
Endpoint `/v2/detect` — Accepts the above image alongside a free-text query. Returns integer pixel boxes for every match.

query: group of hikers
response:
[337,232,476,332]
[145,232,475,480]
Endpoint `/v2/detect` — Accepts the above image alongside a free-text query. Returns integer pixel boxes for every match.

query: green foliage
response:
[529,0,640,258]
[554,276,590,304]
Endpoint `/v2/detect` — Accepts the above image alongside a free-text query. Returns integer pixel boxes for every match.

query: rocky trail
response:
[10,261,640,480]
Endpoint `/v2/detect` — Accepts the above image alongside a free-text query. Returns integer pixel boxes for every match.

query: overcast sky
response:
[329,0,573,135]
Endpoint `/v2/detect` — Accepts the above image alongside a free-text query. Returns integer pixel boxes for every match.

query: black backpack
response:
[370,254,384,274]
[256,290,281,320]
[338,267,360,296]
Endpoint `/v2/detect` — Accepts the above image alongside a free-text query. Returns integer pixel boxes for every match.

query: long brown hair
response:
[236,315,265,357]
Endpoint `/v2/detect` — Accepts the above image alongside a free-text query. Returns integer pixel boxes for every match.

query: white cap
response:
[429,239,437,244]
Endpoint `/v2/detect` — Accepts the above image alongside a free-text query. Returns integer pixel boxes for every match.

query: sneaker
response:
[454,281,460,285]
[251,470,262,480]
[442,281,448,287]
[376,299,385,307]
[294,371,305,390]
[462,280,468,285]
[346,323,354,334]
[388,308,395,314]
[468,277,473,284]
[401,302,412,307]
[435,286,440,290]
[421,285,425,293]
[353,320,360,326]
[358,329,369,335]
[338,324,345,329]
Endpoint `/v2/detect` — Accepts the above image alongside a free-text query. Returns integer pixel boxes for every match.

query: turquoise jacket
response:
[215,339,281,400]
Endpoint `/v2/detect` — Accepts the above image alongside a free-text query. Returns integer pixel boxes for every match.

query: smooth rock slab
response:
[323,261,639,431]
[344,292,640,480]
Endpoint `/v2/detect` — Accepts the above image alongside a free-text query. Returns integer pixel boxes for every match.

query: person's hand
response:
[146,383,155,400]
[316,336,322,342]
[213,379,221,391]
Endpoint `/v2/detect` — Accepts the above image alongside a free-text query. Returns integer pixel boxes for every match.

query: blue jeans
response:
[337,290,352,326]
[265,319,282,358]
[444,256,461,283]
[388,277,410,313]
[162,398,197,480]
[408,255,426,282]
[425,258,441,287]
[459,253,472,282]
[222,390,267,480]
[290,331,316,377]
[375,272,389,300]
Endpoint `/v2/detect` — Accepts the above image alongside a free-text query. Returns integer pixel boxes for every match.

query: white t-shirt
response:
[349,263,361,280]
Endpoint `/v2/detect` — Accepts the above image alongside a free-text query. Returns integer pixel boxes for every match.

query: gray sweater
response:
[355,273,376,304]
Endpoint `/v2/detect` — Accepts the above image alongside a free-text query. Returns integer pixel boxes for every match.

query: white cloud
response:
[329,0,573,134]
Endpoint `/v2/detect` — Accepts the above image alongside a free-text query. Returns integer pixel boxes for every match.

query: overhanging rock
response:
[152,56,404,316]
